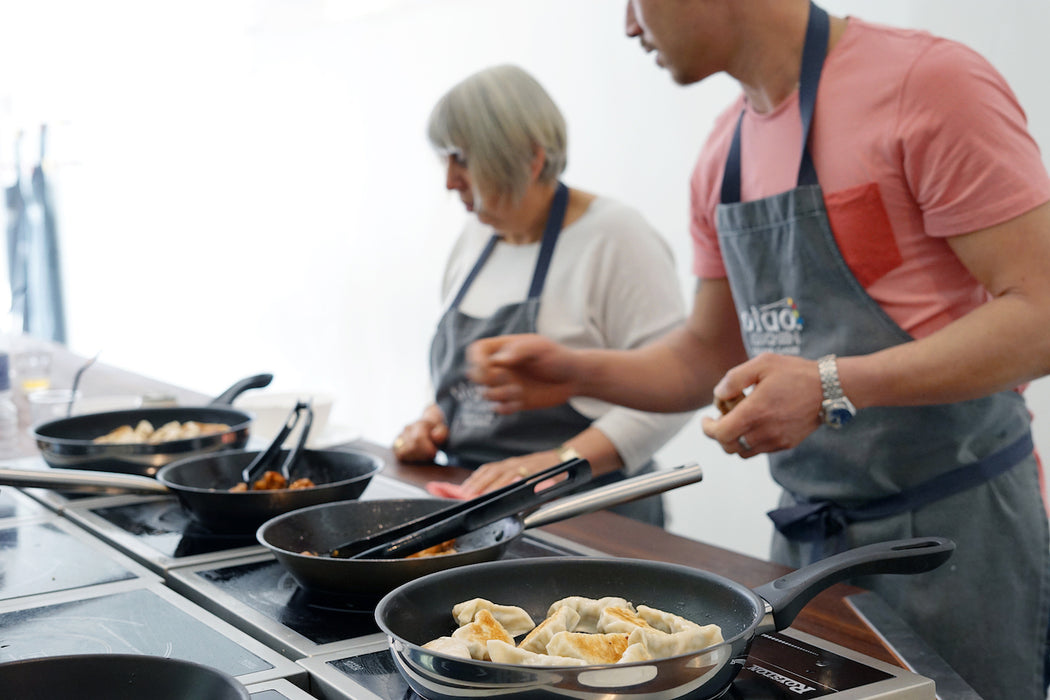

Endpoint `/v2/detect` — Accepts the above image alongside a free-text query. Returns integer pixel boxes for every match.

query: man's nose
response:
[625,1,640,37]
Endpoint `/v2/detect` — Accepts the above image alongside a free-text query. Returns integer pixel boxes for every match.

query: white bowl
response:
[233,391,334,448]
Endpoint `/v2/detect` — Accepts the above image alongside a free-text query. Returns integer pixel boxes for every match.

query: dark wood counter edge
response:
[36,344,902,668]
[349,439,904,668]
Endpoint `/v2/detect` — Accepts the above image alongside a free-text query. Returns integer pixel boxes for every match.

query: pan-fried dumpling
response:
[636,605,712,635]
[518,605,580,653]
[617,642,654,663]
[547,596,633,633]
[487,640,587,667]
[452,598,536,636]
[451,609,514,660]
[422,636,472,659]
[546,630,631,664]
[626,623,724,658]
[597,606,657,635]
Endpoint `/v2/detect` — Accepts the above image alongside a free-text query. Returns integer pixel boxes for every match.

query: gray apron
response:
[714,5,1049,698]
[430,183,664,526]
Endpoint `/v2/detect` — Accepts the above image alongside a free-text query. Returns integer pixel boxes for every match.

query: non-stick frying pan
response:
[0,446,383,533]
[258,464,705,604]
[374,537,953,700]
[0,654,249,700]
[30,373,273,475]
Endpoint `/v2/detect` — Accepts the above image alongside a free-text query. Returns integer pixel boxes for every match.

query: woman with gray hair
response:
[392,64,691,525]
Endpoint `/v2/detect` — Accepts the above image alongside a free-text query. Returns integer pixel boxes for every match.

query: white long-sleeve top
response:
[440,195,694,473]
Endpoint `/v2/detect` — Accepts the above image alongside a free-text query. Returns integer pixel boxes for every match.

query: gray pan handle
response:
[752,536,955,632]
[522,463,703,529]
[0,466,171,495]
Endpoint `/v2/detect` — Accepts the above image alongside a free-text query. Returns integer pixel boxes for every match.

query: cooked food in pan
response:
[300,537,458,559]
[229,470,316,492]
[93,419,231,445]
[423,595,723,666]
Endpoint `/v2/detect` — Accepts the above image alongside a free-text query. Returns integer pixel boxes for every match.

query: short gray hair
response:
[427,64,568,204]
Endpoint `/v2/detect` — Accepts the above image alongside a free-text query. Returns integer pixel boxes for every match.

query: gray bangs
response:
[427,64,567,204]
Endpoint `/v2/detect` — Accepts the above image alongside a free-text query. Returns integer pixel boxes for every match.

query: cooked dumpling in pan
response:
[546,630,631,664]
[422,636,472,659]
[546,596,632,633]
[451,609,514,660]
[453,597,536,637]
[487,640,587,667]
[636,605,707,634]
[626,622,724,658]
[518,605,580,654]
[617,642,654,663]
[597,605,657,635]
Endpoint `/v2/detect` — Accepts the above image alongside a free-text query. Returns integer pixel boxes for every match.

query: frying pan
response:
[0,446,383,533]
[0,654,249,700]
[258,464,705,604]
[30,373,273,475]
[374,537,953,700]
[375,537,953,700]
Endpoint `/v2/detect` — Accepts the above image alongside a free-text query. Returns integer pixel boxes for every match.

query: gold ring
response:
[517,467,529,477]
[393,437,405,451]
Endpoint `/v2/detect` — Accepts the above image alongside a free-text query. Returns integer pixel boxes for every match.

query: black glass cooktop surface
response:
[0,520,140,601]
[0,586,275,676]
[91,497,258,558]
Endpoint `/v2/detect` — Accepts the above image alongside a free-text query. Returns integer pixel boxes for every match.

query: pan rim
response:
[156,447,384,495]
[31,406,253,448]
[374,555,764,669]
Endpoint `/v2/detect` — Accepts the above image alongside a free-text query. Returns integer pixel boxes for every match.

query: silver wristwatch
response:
[818,354,856,429]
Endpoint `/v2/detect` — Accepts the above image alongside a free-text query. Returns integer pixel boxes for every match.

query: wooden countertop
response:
[28,342,903,667]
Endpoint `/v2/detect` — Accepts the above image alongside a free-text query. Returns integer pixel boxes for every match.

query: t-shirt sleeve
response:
[898,40,1050,237]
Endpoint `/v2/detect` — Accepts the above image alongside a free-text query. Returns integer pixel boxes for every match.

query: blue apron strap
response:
[719,2,828,204]
[768,430,1035,544]
[527,181,569,299]
[449,234,499,310]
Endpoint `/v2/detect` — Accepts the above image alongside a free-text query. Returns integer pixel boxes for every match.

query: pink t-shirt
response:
[691,18,1050,339]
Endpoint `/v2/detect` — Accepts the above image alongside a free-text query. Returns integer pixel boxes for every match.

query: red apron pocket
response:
[824,182,902,288]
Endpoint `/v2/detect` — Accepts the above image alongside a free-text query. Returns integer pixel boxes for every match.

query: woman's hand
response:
[459,450,566,496]
[392,404,449,462]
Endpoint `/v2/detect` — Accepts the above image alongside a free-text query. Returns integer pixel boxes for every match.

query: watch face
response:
[822,398,856,429]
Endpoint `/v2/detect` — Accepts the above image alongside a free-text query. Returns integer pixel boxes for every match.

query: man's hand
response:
[701,353,824,456]
[467,334,581,414]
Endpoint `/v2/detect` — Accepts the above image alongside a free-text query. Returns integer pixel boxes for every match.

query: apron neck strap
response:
[720,2,830,204]
[450,181,570,308]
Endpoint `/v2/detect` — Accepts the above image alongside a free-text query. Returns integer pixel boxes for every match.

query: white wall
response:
[1,0,1048,559]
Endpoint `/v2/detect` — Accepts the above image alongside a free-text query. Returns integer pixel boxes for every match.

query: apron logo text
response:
[739,297,803,356]
[449,381,497,430]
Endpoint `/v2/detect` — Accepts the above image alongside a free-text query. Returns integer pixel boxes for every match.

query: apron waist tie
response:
[768,431,1034,545]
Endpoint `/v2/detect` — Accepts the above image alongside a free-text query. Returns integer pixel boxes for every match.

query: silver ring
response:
[737,435,752,452]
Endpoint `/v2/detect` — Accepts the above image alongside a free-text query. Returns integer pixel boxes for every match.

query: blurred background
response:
[1,0,1047,558]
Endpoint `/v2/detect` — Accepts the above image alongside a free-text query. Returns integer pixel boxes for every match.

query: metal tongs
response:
[328,456,592,560]
[240,400,314,486]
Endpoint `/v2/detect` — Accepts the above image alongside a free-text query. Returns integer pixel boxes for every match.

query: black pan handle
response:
[333,457,591,559]
[752,537,955,631]
[209,373,274,406]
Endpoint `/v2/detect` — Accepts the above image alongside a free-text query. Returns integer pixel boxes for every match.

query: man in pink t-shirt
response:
[466,3,1050,698]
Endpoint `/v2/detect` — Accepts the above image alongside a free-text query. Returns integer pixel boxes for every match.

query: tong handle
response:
[240,400,311,484]
[331,457,590,559]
